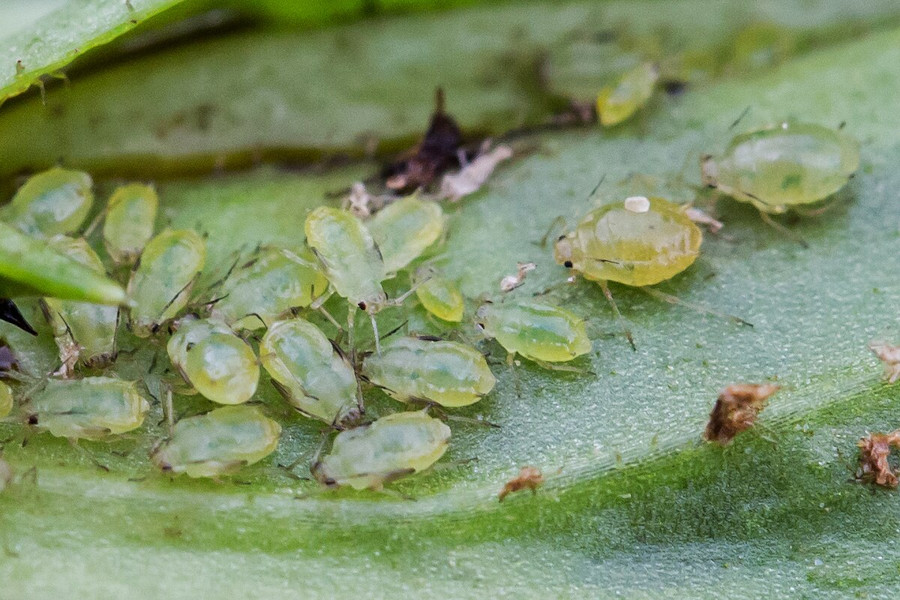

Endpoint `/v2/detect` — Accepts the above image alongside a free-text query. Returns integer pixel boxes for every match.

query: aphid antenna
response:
[535,215,567,248]
[599,280,636,352]
[532,358,593,376]
[728,105,752,131]
[202,253,244,296]
[431,457,478,472]
[379,320,409,342]
[756,209,809,249]
[158,274,200,318]
[67,438,110,472]
[639,286,753,328]
[81,205,108,238]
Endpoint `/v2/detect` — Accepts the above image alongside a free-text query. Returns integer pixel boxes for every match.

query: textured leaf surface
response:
[2,3,900,599]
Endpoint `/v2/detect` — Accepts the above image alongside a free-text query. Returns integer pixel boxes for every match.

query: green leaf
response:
[2,3,900,597]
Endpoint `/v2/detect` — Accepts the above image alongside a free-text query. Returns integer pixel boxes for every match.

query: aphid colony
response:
[0,164,594,491]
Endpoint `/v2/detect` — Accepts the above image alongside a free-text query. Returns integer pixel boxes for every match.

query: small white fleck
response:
[624,196,650,213]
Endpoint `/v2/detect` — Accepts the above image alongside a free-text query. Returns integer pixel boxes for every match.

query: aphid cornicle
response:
[0,381,13,418]
[312,410,451,490]
[701,122,860,214]
[0,220,127,306]
[367,196,444,274]
[210,246,328,331]
[26,377,149,440]
[1,167,93,238]
[150,405,281,478]
[414,274,464,323]
[259,318,361,427]
[102,183,158,265]
[42,236,118,371]
[362,336,496,407]
[128,229,206,337]
[596,62,659,127]
[475,299,591,364]
[166,316,259,405]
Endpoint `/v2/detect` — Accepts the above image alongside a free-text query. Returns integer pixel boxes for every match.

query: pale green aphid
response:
[259,318,361,427]
[128,229,206,337]
[596,62,659,127]
[368,196,445,274]
[701,122,860,214]
[26,377,149,440]
[150,405,281,478]
[415,274,464,322]
[313,410,450,490]
[42,236,118,370]
[211,246,329,331]
[0,381,12,418]
[102,183,158,265]
[475,299,591,364]
[1,167,93,238]
[0,220,126,305]
[167,316,259,405]
[362,336,495,408]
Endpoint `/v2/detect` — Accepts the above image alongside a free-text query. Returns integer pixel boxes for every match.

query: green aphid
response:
[701,122,860,214]
[304,207,387,312]
[259,318,361,428]
[415,274,464,323]
[0,220,126,306]
[128,229,206,337]
[0,381,12,418]
[312,410,450,490]
[41,236,119,371]
[362,336,495,408]
[1,167,93,238]
[211,246,328,331]
[26,377,149,440]
[150,405,281,478]
[368,196,445,274]
[475,299,591,365]
[167,316,259,405]
[596,62,658,127]
[102,183,158,265]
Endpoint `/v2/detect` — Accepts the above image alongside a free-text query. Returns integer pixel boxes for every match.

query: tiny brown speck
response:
[499,466,544,502]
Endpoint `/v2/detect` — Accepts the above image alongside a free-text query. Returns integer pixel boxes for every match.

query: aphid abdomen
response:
[2,168,93,238]
[368,197,444,274]
[103,183,158,265]
[150,405,281,478]
[363,337,495,407]
[479,301,591,363]
[414,275,464,322]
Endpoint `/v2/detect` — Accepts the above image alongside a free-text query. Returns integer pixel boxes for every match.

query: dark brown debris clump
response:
[857,431,900,488]
[498,466,544,502]
[383,88,463,192]
[703,383,780,445]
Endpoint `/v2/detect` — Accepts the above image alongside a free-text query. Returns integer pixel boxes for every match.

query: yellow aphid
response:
[596,62,658,126]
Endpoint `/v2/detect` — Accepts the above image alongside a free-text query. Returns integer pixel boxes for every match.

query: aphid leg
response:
[507,352,521,397]
[639,287,753,328]
[532,358,592,375]
[370,313,382,355]
[82,207,107,237]
[535,215,566,248]
[162,382,174,437]
[425,403,499,428]
[757,210,809,249]
[792,198,839,218]
[599,280,636,352]
[316,305,343,336]
[68,439,109,472]
[347,305,358,364]
[309,288,334,311]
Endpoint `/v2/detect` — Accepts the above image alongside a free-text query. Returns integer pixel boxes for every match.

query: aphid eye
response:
[357,302,367,310]
[185,342,195,351]
[557,235,566,241]
[563,260,573,268]
[27,414,38,425]
[475,322,485,331]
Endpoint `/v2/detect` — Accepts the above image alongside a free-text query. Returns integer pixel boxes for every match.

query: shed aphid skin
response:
[554,195,747,350]
[312,410,451,490]
[42,236,118,373]
[475,299,591,369]
[259,318,361,428]
[684,207,724,234]
[102,183,158,265]
[703,383,780,445]
[596,62,659,127]
[701,122,860,215]
[869,342,900,384]
[440,144,513,202]
[368,196,445,274]
[128,229,206,338]
[414,270,464,323]
[857,431,900,488]
[0,381,12,419]
[150,405,281,478]
[0,220,126,306]
[166,316,259,405]
[498,466,544,502]
[500,262,536,293]
[25,377,149,440]
[1,167,93,238]
[210,246,328,331]
[362,336,496,408]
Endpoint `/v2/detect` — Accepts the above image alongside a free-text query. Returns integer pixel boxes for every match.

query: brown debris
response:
[703,383,780,445]
[857,431,900,488]
[869,342,900,384]
[498,466,544,502]
[384,88,463,192]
